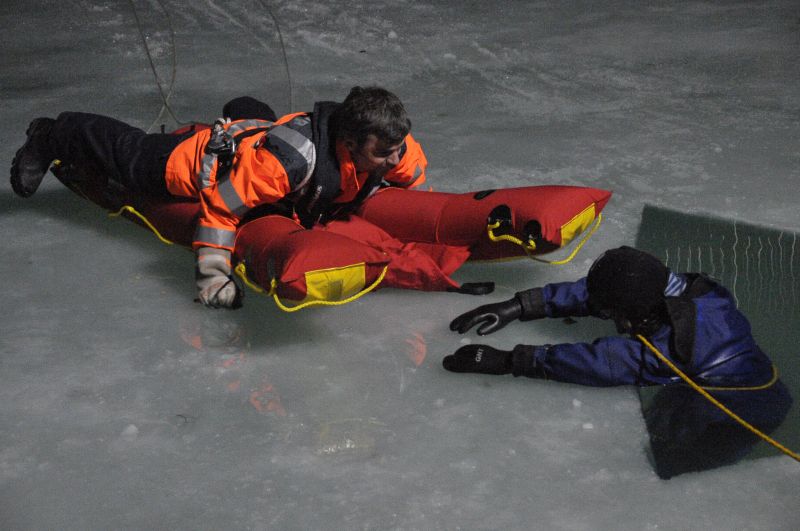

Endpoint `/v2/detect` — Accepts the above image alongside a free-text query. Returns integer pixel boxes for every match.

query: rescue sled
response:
[51,160,611,311]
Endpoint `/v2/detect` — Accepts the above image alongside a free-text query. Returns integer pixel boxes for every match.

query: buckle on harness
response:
[205,120,236,165]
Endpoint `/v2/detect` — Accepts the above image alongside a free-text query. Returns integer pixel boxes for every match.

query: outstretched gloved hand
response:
[195,247,242,309]
[442,344,513,375]
[449,297,523,335]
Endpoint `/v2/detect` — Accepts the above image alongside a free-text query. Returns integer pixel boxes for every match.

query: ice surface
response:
[1,1,799,529]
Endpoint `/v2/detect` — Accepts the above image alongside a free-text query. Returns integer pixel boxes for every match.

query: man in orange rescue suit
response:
[10,87,428,309]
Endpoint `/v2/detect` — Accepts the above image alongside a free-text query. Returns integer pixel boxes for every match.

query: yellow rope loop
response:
[486,213,603,265]
[235,262,389,312]
[636,334,800,463]
[701,364,780,392]
[108,205,175,245]
[271,265,390,312]
[486,221,537,252]
[532,212,603,265]
[233,262,265,294]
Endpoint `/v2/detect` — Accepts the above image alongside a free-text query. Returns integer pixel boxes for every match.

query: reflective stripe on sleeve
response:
[194,225,236,249]
[216,178,249,218]
[227,119,274,135]
[261,121,316,189]
[198,153,216,190]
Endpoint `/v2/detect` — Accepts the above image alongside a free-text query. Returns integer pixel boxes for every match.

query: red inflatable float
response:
[52,158,611,310]
[357,186,611,260]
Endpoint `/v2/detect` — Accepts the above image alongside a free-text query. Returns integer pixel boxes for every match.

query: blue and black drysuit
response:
[512,272,792,477]
[510,272,778,388]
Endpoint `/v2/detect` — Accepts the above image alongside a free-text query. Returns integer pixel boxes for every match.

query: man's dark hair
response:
[330,86,411,148]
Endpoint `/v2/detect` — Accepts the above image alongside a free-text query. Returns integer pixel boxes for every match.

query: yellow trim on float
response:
[485,210,604,266]
[303,263,367,302]
[533,212,603,265]
[559,204,596,248]
[234,261,389,312]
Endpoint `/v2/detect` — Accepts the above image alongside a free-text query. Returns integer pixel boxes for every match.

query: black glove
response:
[442,345,512,375]
[449,297,523,335]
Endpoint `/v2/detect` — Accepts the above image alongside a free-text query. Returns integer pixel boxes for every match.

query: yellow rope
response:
[233,262,265,293]
[270,265,389,312]
[486,221,537,252]
[55,162,173,247]
[701,364,780,392]
[636,334,800,462]
[108,205,175,245]
[486,213,603,265]
[532,213,603,265]
[234,262,389,312]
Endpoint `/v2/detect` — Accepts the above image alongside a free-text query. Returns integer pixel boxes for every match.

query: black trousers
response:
[48,112,188,197]
[47,97,277,198]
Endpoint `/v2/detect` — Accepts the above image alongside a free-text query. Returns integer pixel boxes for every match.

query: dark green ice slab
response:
[636,205,799,465]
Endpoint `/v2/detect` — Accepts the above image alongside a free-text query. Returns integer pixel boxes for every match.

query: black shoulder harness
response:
[293,101,342,228]
[664,274,716,364]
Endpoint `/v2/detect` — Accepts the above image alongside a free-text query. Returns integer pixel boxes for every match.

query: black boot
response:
[10,117,56,197]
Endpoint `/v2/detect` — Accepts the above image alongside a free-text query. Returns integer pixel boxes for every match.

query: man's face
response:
[346,134,403,176]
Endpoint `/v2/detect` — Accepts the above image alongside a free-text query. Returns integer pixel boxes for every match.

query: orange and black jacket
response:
[164,101,427,252]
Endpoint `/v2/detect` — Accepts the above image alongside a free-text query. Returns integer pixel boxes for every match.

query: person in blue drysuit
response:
[446,245,778,387]
[445,246,792,477]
